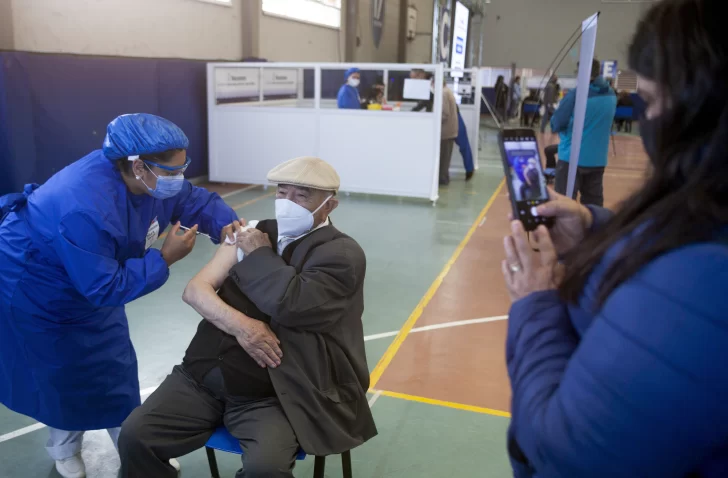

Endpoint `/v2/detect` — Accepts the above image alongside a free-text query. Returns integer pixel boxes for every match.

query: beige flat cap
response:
[267,157,340,192]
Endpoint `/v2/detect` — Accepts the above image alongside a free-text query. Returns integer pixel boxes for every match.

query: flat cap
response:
[267,157,340,192]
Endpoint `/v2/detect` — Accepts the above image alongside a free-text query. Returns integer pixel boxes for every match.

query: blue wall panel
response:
[0,52,210,195]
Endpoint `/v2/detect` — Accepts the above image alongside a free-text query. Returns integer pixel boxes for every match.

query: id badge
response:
[145,217,160,250]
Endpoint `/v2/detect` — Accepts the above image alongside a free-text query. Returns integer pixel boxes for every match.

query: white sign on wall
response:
[450,2,469,78]
[601,60,618,79]
[262,69,298,99]
[214,67,260,105]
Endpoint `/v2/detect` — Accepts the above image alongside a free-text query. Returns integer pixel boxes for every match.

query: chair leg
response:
[206,447,221,478]
[341,450,353,478]
[313,456,326,478]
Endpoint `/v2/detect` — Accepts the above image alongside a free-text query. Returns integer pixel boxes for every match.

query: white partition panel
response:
[318,111,439,197]
[209,107,317,184]
[207,62,443,202]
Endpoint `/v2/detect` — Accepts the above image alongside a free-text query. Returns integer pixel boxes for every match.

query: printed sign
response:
[145,217,160,250]
[262,69,298,100]
[601,60,618,79]
[372,0,385,48]
[450,2,469,77]
[214,67,260,105]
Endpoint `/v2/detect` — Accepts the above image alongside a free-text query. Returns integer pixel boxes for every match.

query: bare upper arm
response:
[191,243,239,290]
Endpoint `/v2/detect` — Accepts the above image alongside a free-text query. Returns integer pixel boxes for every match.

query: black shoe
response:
[465,171,474,181]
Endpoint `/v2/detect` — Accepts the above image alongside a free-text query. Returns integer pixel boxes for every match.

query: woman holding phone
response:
[501,0,728,476]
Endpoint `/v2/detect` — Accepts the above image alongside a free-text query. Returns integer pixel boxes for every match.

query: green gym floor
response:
[0,128,648,477]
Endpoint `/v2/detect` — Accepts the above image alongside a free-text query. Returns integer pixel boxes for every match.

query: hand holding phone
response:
[498,129,553,231]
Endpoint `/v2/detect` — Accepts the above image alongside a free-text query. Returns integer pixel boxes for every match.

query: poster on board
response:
[450,2,469,78]
[214,68,260,105]
[566,12,599,199]
[261,69,298,100]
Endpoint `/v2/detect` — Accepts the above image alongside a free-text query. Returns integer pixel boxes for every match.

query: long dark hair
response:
[560,0,728,305]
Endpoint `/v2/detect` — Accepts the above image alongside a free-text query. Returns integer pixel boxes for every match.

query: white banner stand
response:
[566,12,600,199]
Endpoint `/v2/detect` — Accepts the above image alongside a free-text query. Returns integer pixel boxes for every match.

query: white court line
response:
[363,315,507,342]
[0,386,161,443]
[367,390,383,408]
[0,423,46,444]
[0,315,507,444]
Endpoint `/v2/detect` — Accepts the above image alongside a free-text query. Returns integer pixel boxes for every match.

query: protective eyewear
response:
[128,155,191,176]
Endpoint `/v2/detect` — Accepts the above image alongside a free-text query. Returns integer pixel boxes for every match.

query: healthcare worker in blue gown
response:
[337,67,363,109]
[0,113,239,477]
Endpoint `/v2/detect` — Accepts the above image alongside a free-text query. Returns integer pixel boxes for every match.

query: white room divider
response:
[206,62,444,203]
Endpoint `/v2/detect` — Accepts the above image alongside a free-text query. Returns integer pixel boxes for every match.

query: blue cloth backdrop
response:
[0,52,211,195]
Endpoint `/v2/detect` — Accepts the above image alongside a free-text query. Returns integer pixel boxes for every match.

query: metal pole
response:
[477,14,485,67]
[345,0,358,62]
[431,0,440,64]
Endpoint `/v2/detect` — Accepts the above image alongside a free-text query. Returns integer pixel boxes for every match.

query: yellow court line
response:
[368,179,506,388]
[158,190,276,241]
[374,389,511,418]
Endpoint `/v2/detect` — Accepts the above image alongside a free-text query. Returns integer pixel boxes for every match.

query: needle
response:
[179,225,212,240]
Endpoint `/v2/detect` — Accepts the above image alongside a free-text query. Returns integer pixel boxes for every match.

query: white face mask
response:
[275,195,332,238]
[348,78,360,88]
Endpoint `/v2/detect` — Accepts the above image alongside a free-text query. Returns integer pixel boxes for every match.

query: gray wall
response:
[10,0,243,59]
[406,0,435,63]
[354,0,401,62]
[481,0,653,72]
[0,0,14,50]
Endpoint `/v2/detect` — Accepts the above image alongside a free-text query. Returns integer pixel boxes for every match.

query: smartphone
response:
[498,128,552,231]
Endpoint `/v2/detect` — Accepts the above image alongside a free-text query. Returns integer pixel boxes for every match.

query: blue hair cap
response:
[102,113,189,160]
[344,67,360,80]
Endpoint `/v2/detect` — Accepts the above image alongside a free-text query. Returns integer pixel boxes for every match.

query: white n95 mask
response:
[275,196,332,238]
[348,78,360,88]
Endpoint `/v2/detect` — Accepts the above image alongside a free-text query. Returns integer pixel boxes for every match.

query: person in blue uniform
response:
[455,107,475,180]
[0,113,239,478]
[337,67,363,109]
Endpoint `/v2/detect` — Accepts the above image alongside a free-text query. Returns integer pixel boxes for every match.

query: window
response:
[197,0,233,6]
[262,0,342,29]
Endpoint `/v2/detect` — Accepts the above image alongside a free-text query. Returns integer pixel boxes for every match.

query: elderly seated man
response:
[118,157,377,477]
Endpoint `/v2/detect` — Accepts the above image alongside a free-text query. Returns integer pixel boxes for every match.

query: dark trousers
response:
[119,366,298,478]
[554,160,605,207]
[439,139,455,185]
[540,107,554,133]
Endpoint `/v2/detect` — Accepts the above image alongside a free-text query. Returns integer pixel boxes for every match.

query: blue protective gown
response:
[455,109,474,173]
[337,84,361,110]
[0,150,237,430]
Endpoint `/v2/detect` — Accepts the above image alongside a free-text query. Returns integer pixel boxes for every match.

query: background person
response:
[437,77,459,186]
[0,113,239,478]
[411,69,434,112]
[494,75,508,122]
[509,76,522,119]
[337,67,362,110]
[615,90,635,132]
[550,59,617,206]
[540,75,559,133]
[503,1,728,475]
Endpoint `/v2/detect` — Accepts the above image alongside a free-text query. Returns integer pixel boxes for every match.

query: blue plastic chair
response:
[614,105,634,120]
[204,426,352,478]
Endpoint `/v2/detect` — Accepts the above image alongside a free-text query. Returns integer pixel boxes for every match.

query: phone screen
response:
[500,132,551,230]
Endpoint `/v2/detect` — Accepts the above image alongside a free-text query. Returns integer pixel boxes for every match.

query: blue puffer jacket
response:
[507,207,728,478]
[550,77,616,167]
